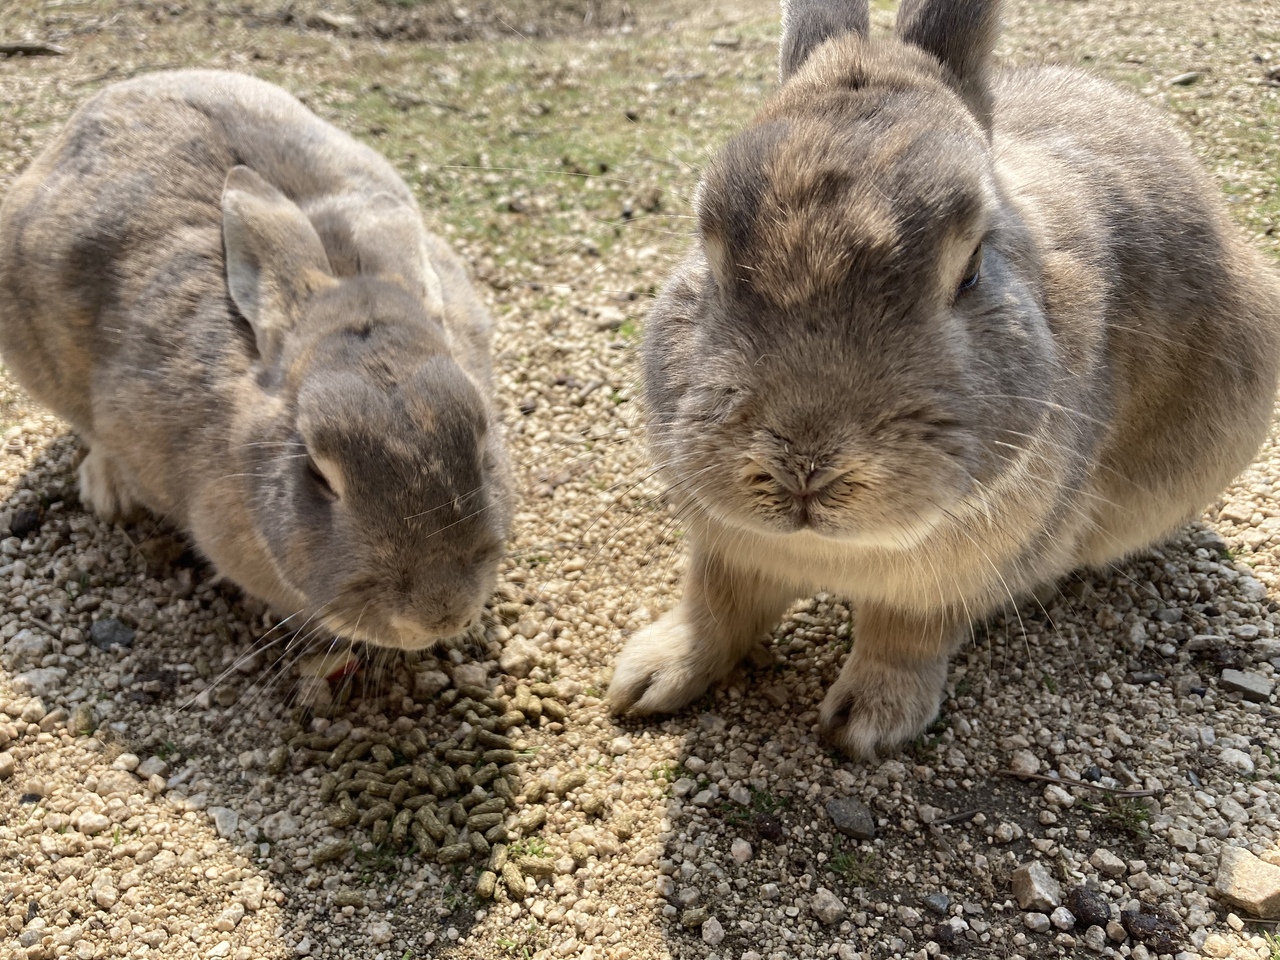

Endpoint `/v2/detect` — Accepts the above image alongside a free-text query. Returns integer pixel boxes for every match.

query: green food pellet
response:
[389,781,411,806]
[371,819,390,845]
[437,843,471,864]
[477,730,513,750]
[333,890,365,908]
[483,749,519,765]
[557,771,588,796]
[518,856,554,878]
[470,798,508,817]
[414,808,446,842]
[318,774,338,803]
[391,808,413,846]
[311,840,352,865]
[359,802,396,829]
[495,711,526,730]
[488,843,509,872]
[541,698,567,722]
[517,806,546,833]
[410,822,437,858]
[524,779,549,803]
[579,793,606,816]
[472,762,500,787]
[485,823,508,844]
[467,812,504,831]
[502,862,527,899]
[469,831,490,856]
[569,841,590,864]
[266,746,290,774]
[476,870,498,899]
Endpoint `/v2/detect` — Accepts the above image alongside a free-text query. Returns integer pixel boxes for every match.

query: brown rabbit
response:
[0,70,513,651]
[609,0,1280,756]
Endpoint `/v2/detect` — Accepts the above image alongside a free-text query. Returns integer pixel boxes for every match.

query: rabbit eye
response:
[306,456,339,501]
[958,244,983,294]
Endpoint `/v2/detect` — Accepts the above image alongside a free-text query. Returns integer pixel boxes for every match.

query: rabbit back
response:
[992,66,1280,566]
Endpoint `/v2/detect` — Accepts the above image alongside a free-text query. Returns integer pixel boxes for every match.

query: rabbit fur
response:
[0,69,512,651]
[609,0,1280,756]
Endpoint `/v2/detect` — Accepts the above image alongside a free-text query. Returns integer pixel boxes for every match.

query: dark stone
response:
[90,617,135,650]
[9,507,42,539]
[922,893,950,916]
[1082,766,1103,782]
[1121,904,1185,953]
[25,901,37,923]
[1126,671,1165,685]
[754,814,784,843]
[19,793,41,805]
[826,796,876,841]
[1066,886,1111,929]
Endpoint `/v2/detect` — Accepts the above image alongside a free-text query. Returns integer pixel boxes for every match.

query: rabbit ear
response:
[350,194,446,318]
[221,165,332,359]
[895,0,1001,129]
[779,0,870,80]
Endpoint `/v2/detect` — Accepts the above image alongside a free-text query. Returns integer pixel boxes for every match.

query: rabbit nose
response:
[767,461,842,500]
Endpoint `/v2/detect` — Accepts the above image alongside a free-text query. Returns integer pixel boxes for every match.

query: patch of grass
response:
[507,836,547,859]
[353,842,399,881]
[1262,931,1280,960]
[829,840,877,886]
[1083,797,1151,840]
[725,787,789,827]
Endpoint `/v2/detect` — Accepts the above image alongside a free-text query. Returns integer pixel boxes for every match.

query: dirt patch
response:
[1,0,636,48]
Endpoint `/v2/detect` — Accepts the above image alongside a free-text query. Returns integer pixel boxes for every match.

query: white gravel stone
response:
[1025,912,1051,933]
[1091,848,1127,878]
[1220,747,1256,774]
[730,838,753,864]
[0,752,14,780]
[75,812,111,835]
[1216,846,1280,919]
[261,811,299,841]
[700,916,725,946]
[136,755,169,778]
[810,888,847,925]
[209,806,239,839]
[1012,861,1061,911]
[498,638,538,678]
[1051,907,1076,930]
[1009,749,1041,776]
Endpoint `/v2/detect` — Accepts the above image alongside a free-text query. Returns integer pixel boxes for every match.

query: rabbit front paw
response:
[818,654,949,760]
[608,614,729,715]
[78,446,140,522]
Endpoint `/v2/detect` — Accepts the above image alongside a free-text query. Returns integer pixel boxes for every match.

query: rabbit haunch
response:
[0,70,513,652]
[609,0,1280,757]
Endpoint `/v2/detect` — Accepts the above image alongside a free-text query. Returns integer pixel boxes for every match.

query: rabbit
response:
[0,69,513,651]
[609,0,1280,757]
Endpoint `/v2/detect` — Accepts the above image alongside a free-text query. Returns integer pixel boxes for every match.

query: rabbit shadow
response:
[603,519,1261,959]
[0,425,495,957]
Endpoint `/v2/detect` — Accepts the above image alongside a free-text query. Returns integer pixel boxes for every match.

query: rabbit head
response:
[646,0,1057,550]
[221,166,511,650]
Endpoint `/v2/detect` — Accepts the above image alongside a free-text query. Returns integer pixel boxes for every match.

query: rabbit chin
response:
[712,502,950,553]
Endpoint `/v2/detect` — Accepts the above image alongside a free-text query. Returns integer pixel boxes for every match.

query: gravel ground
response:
[1,1,1279,959]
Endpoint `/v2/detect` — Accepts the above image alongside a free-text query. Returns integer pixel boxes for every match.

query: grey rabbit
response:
[0,69,513,651]
[609,0,1280,756]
